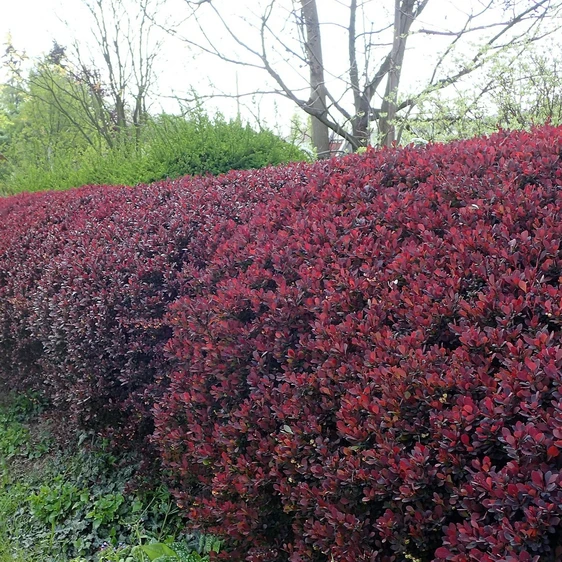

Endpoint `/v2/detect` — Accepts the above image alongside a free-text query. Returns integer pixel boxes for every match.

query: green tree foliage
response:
[0,44,110,190]
[7,65,100,160]
[0,48,306,195]
[0,43,26,173]
[400,44,562,144]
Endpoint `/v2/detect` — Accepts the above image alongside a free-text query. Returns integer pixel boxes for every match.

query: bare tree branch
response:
[152,0,562,153]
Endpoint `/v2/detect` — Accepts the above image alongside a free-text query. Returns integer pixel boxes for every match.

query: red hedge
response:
[2,127,562,561]
[154,127,562,561]
[0,164,310,439]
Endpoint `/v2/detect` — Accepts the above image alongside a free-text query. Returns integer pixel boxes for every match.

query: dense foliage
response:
[156,126,562,562]
[1,126,562,561]
[0,162,309,441]
[0,109,306,195]
[0,393,216,562]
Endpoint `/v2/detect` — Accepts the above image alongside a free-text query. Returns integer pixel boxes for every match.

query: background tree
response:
[0,0,162,156]
[72,0,162,139]
[0,0,164,190]
[299,0,330,157]
[0,47,115,190]
[0,44,307,195]
[55,0,163,144]
[402,42,562,143]
[159,0,562,154]
[0,41,26,161]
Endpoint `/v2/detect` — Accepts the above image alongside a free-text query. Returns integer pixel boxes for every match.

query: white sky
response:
[1,0,66,55]
[0,0,294,126]
[1,0,560,136]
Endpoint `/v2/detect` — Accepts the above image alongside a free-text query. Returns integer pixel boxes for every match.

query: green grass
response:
[0,393,219,562]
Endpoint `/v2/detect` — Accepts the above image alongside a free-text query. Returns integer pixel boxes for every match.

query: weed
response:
[0,393,201,562]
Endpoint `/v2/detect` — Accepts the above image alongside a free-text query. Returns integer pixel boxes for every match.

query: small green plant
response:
[29,478,87,527]
[138,542,178,561]
[137,534,221,562]
[0,393,192,561]
[87,493,125,530]
[0,392,51,464]
[0,422,29,459]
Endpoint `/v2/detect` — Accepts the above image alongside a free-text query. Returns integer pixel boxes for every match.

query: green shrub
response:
[0,111,307,195]
[143,113,307,181]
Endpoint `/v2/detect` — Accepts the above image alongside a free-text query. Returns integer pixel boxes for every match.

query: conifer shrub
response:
[144,113,308,181]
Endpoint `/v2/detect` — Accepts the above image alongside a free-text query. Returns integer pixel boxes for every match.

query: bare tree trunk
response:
[300,0,331,158]
[349,0,370,147]
[379,0,414,147]
[170,0,561,153]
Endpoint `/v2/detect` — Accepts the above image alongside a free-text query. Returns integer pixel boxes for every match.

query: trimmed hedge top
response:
[1,126,562,561]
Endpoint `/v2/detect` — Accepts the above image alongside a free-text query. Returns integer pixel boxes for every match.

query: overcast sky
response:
[1,0,559,135]
[1,0,67,68]
[0,0,292,127]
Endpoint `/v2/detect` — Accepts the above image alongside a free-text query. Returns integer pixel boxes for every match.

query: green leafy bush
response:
[143,113,307,181]
[0,395,191,562]
[0,111,307,195]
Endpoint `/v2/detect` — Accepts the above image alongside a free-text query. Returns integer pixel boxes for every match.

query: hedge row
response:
[155,126,562,562]
[0,163,310,440]
[1,126,562,561]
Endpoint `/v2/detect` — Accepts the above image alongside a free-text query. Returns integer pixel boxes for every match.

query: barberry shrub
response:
[2,126,562,561]
[155,126,562,561]
[0,162,311,440]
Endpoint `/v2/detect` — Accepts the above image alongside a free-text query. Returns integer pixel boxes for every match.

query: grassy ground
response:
[0,393,219,562]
